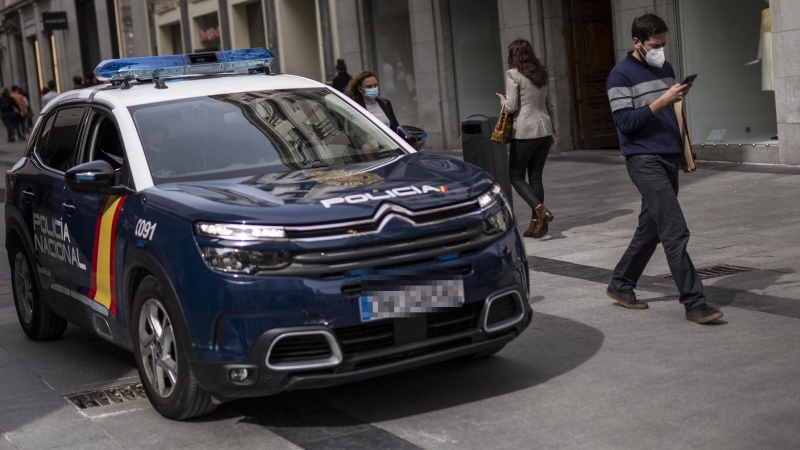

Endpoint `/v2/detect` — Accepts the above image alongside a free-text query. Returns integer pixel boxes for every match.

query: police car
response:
[6,48,531,419]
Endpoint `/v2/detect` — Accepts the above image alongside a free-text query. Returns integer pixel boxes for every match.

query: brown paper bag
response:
[674,100,696,173]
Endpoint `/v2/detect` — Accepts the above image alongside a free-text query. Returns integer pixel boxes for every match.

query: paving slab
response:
[92,406,298,450]
[5,420,122,450]
[0,324,138,396]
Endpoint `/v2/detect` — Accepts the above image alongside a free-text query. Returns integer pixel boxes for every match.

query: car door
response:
[63,108,133,321]
[24,106,88,313]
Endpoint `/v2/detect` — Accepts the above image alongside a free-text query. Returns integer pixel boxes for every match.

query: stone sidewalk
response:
[508,152,800,303]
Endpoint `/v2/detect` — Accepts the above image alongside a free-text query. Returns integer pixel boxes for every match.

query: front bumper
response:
[190,285,532,399]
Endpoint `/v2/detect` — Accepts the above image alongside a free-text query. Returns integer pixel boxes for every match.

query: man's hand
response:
[649,83,691,115]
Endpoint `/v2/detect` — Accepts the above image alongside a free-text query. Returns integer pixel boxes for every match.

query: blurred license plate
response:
[360,275,465,322]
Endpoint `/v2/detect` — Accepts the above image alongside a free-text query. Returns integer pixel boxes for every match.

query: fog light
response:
[230,368,249,382]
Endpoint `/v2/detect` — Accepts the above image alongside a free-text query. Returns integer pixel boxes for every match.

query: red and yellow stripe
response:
[88,195,126,317]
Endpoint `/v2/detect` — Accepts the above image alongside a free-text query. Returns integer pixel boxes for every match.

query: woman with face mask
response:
[345,70,400,135]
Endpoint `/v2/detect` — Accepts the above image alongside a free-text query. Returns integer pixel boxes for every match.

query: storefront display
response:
[678,0,777,145]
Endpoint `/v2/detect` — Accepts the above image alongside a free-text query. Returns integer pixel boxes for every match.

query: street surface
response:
[2,142,800,449]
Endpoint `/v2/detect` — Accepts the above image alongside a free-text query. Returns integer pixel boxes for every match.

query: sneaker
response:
[606,288,649,310]
[685,304,723,324]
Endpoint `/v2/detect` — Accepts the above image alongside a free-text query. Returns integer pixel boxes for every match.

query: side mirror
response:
[397,125,427,151]
[65,160,127,195]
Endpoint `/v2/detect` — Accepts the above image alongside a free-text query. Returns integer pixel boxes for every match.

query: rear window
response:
[129,88,404,184]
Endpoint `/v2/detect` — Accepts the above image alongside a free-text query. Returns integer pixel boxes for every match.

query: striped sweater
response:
[606,52,681,157]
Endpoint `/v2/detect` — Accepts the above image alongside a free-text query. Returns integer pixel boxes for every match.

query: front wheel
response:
[131,275,216,420]
[11,246,67,340]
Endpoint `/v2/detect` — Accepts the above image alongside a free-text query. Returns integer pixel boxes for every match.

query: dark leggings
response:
[1,111,15,141]
[509,136,552,213]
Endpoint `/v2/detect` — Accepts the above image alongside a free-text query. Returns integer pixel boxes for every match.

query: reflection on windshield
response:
[130,88,404,183]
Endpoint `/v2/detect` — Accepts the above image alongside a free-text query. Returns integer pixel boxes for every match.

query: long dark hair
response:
[507,39,549,87]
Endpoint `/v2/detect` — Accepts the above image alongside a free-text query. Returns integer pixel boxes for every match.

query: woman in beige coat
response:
[495,39,556,238]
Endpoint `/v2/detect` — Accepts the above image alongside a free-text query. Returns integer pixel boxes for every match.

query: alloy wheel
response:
[14,252,33,324]
[139,298,178,398]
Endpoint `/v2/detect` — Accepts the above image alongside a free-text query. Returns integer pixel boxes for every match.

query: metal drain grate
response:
[65,383,148,409]
[657,264,756,280]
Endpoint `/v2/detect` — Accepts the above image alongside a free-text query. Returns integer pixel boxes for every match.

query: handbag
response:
[491,105,513,145]
[674,100,696,173]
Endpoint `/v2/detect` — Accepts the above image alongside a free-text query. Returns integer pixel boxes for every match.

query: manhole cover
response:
[656,264,756,280]
[65,383,147,409]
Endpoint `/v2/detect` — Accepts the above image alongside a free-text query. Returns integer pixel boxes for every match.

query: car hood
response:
[145,153,494,225]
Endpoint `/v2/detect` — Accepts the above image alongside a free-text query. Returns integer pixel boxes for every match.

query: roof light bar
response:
[93,47,275,82]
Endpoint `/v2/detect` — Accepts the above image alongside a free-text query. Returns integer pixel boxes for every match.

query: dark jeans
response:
[609,154,705,310]
[1,111,15,141]
[509,136,552,213]
[14,114,25,137]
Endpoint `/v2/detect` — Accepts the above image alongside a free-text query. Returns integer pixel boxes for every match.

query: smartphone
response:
[682,74,697,85]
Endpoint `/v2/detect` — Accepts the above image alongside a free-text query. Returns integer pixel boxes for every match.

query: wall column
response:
[772,0,800,165]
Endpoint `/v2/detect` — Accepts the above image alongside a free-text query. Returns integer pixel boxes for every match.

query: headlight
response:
[196,222,286,240]
[478,184,513,217]
[201,247,291,273]
[482,208,511,235]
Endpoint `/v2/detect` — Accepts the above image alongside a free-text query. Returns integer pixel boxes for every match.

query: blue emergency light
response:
[93,47,275,82]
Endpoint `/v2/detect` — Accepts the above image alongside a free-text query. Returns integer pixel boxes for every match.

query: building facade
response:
[0,0,150,114]
[1,0,797,165]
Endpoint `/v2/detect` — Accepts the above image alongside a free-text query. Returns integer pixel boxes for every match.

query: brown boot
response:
[532,204,554,238]
[522,218,538,237]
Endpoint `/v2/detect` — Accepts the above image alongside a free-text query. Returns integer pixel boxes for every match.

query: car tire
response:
[131,275,216,420]
[10,244,68,340]
[469,344,506,360]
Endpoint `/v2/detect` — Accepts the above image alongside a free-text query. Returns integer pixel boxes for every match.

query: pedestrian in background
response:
[331,59,352,92]
[605,13,722,324]
[345,70,400,133]
[84,72,97,87]
[10,86,27,139]
[72,76,83,90]
[495,39,556,239]
[0,87,18,142]
[41,80,58,107]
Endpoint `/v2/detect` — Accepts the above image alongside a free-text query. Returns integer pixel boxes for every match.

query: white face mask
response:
[639,46,665,68]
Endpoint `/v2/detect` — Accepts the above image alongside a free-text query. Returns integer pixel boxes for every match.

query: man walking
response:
[605,13,722,324]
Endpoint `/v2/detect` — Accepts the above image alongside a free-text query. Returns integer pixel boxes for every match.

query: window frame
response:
[32,104,89,175]
[76,106,135,190]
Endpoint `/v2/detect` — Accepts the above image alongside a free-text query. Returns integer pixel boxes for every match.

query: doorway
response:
[564,0,618,149]
[77,0,101,77]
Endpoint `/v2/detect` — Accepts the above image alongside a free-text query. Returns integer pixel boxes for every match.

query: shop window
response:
[679,0,777,146]
[232,1,266,49]
[371,0,418,127]
[159,22,183,55]
[194,12,220,52]
[449,0,504,125]
[113,0,136,57]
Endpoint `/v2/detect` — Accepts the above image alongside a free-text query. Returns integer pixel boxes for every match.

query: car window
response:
[36,107,86,172]
[83,113,132,188]
[129,88,404,184]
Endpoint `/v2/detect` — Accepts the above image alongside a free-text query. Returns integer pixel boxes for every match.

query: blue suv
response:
[5,50,530,419]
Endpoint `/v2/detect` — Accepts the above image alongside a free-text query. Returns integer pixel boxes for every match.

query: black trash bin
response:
[461,115,514,212]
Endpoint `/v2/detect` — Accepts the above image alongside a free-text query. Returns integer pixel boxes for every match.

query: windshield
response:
[129,88,404,184]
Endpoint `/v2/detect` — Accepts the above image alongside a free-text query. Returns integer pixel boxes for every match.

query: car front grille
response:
[333,300,484,356]
[270,223,496,279]
[284,201,483,241]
